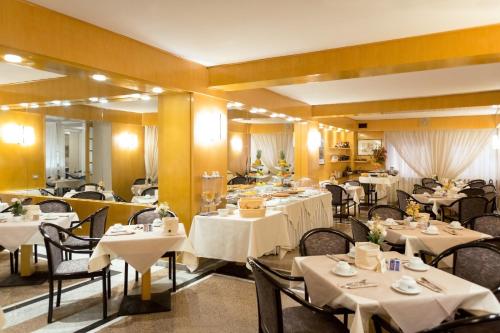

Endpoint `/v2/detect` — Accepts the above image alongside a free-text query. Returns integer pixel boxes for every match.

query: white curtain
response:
[68,131,85,173]
[92,122,112,189]
[145,126,159,183]
[45,121,65,179]
[386,129,497,192]
[250,131,294,173]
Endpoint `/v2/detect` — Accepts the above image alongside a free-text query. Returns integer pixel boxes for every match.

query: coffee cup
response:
[218,208,229,217]
[385,218,396,225]
[426,225,439,234]
[398,275,418,291]
[408,257,425,269]
[335,261,352,275]
[408,221,418,229]
[450,221,461,229]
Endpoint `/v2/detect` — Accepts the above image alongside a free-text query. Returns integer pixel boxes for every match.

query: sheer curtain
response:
[250,131,294,173]
[45,121,65,179]
[144,126,158,183]
[386,129,498,192]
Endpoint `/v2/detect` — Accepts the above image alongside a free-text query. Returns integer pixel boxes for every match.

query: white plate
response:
[404,263,429,272]
[332,268,357,277]
[421,230,440,235]
[448,225,464,230]
[383,221,398,226]
[391,282,422,295]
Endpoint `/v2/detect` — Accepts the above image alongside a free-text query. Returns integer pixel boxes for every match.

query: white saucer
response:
[448,225,464,230]
[383,221,398,226]
[403,263,429,272]
[332,268,357,277]
[391,282,422,295]
[421,230,440,235]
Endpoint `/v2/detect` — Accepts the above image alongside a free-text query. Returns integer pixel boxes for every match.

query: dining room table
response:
[0,307,5,329]
[88,223,196,315]
[0,212,79,281]
[130,195,157,205]
[383,220,490,265]
[359,174,400,203]
[291,251,500,333]
[63,190,115,201]
[412,193,466,216]
[131,184,157,196]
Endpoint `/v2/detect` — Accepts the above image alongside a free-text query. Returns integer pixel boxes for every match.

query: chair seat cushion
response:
[63,235,90,248]
[55,258,89,275]
[283,306,348,333]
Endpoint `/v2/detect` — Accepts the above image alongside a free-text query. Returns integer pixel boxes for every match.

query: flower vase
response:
[162,217,179,236]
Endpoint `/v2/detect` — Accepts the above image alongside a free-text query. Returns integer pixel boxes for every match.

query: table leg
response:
[141,269,151,301]
[20,245,35,277]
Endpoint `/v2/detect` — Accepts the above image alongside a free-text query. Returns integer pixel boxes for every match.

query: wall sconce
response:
[116,132,138,149]
[1,123,35,146]
[230,135,243,153]
[195,109,225,146]
[307,129,321,151]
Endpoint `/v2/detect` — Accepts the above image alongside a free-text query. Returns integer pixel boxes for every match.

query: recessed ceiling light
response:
[286,117,295,122]
[319,124,324,128]
[1,105,9,111]
[30,103,39,109]
[88,97,99,102]
[19,102,29,108]
[140,95,151,101]
[249,108,259,114]
[328,126,334,130]
[91,74,107,82]
[3,54,23,63]
[270,113,279,118]
[257,108,267,114]
[50,100,62,106]
[337,128,342,132]
[99,98,108,104]
[345,129,350,132]
[295,118,302,121]
[62,101,71,107]
[277,113,286,118]
[130,93,141,99]
[152,87,164,94]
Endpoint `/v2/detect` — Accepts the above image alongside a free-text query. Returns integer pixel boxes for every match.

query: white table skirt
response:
[292,254,500,333]
[131,184,157,196]
[54,179,83,190]
[412,194,466,216]
[278,192,334,249]
[89,223,196,273]
[0,213,78,251]
[64,191,115,201]
[344,186,365,205]
[359,175,400,202]
[189,210,291,264]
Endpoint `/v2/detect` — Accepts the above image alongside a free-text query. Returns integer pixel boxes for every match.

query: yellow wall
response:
[0,111,45,190]
[228,122,250,175]
[158,92,227,232]
[111,123,146,200]
[294,122,321,182]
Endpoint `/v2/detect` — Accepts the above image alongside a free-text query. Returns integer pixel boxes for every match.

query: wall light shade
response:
[91,74,107,81]
[230,135,243,153]
[1,123,35,145]
[116,132,138,149]
[307,129,321,151]
[194,109,225,146]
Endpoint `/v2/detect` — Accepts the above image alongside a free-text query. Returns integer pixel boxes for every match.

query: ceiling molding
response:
[208,24,500,91]
[312,90,500,118]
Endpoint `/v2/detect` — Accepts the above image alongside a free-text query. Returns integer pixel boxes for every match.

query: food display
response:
[238,197,266,218]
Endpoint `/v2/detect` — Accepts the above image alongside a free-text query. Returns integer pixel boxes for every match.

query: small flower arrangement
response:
[405,199,420,220]
[367,220,386,245]
[11,198,27,217]
[155,202,171,218]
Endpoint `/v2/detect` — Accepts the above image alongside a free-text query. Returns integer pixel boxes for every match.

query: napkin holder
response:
[162,217,179,235]
[354,242,386,272]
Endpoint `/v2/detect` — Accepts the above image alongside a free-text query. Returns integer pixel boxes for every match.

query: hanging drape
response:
[45,121,65,179]
[250,131,294,173]
[92,122,112,190]
[385,129,496,192]
[144,126,159,183]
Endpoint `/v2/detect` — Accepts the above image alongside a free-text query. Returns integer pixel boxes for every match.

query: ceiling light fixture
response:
[30,103,39,109]
[88,97,99,102]
[91,74,107,82]
[337,128,343,132]
[140,94,151,101]
[3,54,23,63]
[50,100,62,106]
[277,113,286,118]
[319,124,324,129]
[270,113,279,118]
[152,87,164,94]
[99,98,108,104]
[62,101,71,107]
[249,108,259,114]
[130,93,141,99]
[286,117,295,122]
[1,105,9,111]
[19,102,29,108]
[227,101,244,109]
[295,117,302,121]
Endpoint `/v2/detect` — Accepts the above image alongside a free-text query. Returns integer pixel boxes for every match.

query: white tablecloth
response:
[189,210,290,264]
[0,203,9,212]
[0,308,5,330]
[131,196,157,204]
[359,175,400,202]
[276,192,334,249]
[64,191,115,201]
[131,184,157,196]
[384,220,490,260]
[89,223,196,273]
[54,179,83,190]
[412,194,466,216]
[343,185,365,205]
[0,213,78,251]
[292,253,500,333]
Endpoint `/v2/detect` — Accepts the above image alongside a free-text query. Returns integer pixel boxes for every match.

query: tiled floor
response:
[0,209,371,332]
